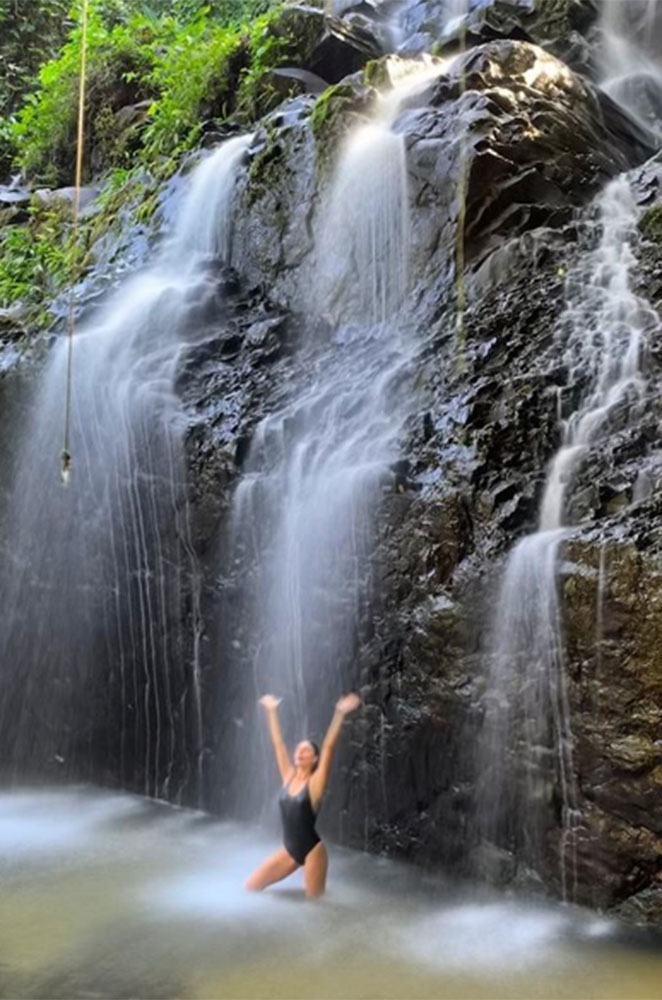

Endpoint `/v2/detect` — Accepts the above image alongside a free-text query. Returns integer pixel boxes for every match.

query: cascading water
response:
[600,0,662,130]
[0,136,251,803]
[223,68,438,818]
[477,176,659,897]
[318,81,411,326]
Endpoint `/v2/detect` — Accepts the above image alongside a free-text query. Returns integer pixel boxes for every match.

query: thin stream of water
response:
[600,0,662,129]
[478,175,660,895]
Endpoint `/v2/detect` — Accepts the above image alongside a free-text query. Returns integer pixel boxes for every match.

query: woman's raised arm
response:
[309,693,360,806]
[258,695,293,783]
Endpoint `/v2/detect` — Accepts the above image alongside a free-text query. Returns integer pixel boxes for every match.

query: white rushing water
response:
[600,0,662,129]
[479,177,659,897]
[226,68,439,806]
[318,120,409,326]
[0,136,251,801]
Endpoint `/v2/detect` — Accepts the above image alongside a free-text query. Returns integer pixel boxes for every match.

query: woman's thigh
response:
[303,841,328,898]
[245,847,299,891]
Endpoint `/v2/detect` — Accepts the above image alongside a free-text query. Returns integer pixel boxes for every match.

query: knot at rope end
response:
[61,449,73,486]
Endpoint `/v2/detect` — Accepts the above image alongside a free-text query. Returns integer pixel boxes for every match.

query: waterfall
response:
[477,177,658,896]
[0,136,251,803]
[539,180,647,533]
[599,0,662,130]
[319,121,408,326]
[316,74,423,327]
[224,68,438,817]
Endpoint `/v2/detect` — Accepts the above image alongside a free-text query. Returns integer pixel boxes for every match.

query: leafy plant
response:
[10,0,285,183]
[141,9,244,163]
[0,202,77,309]
[0,0,73,117]
[12,3,163,184]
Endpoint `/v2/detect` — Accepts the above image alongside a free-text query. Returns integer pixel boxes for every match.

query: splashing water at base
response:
[0,787,660,1000]
[478,528,578,898]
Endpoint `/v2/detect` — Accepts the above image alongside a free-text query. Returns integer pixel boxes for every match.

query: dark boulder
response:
[402,40,658,272]
[270,67,329,96]
[267,4,383,84]
[402,0,600,74]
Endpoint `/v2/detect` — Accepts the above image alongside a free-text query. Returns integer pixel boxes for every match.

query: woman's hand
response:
[258,694,282,711]
[336,693,361,716]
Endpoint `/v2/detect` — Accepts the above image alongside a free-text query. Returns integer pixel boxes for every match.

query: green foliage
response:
[0,160,159,320]
[143,3,289,164]
[235,9,287,119]
[0,0,290,331]
[639,203,662,244]
[0,202,77,311]
[141,10,245,164]
[0,0,73,117]
[9,0,286,184]
[236,5,319,121]
[174,0,279,23]
[84,163,157,245]
[13,2,164,184]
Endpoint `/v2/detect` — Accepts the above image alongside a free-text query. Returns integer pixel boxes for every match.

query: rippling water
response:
[0,788,660,999]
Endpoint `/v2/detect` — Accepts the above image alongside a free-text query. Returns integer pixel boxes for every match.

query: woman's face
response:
[294,741,318,769]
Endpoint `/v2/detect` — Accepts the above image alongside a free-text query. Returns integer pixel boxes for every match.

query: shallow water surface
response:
[0,789,660,999]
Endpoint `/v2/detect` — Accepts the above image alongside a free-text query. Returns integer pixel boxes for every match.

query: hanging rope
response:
[61,0,90,485]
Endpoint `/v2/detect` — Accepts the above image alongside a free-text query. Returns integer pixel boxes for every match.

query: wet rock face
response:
[230,97,321,310]
[432,0,600,74]
[178,275,299,554]
[234,38,656,311]
[402,39,657,275]
[562,539,662,907]
[176,3,662,921]
[3,0,661,923]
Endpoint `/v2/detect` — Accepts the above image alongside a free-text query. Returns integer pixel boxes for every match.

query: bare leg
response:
[245,848,299,892]
[303,841,328,899]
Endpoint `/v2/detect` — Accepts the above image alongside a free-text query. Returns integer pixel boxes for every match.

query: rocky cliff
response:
[2,0,662,925]
[182,1,662,921]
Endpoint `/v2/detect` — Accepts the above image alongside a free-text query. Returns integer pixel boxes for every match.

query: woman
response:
[245,691,360,898]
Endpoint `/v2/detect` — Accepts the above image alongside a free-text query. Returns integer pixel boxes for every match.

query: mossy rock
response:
[238,3,381,120]
[269,5,327,61]
[309,77,376,172]
[246,128,287,204]
[363,57,393,90]
[639,203,662,243]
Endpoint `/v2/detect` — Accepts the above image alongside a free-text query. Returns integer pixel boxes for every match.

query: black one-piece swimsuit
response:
[279,780,320,865]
